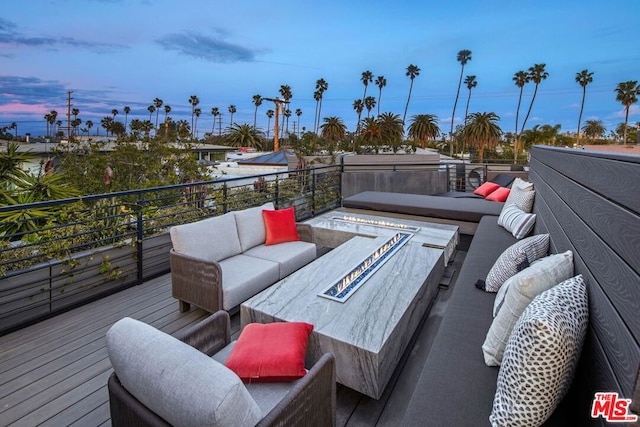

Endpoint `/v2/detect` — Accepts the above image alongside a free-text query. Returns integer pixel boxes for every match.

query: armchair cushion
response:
[263,207,300,245]
[234,202,274,252]
[225,321,314,382]
[170,212,242,262]
[106,317,262,426]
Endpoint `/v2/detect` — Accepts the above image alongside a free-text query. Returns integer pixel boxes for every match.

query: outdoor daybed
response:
[351,146,640,425]
[169,202,316,313]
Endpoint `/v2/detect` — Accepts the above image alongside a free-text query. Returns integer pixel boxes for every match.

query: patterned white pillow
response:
[477,234,550,293]
[498,204,536,239]
[483,251,574,366]
[490,274,588,426]
[503,178,535,213]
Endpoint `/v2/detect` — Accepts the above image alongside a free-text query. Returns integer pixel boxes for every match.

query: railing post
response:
[136,195,144,284]
[274,175,280,208]
[222,183,228,214]
[311,170,316,217]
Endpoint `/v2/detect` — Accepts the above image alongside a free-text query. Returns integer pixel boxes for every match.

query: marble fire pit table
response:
[241,235,445,399]
[304,210,459,265]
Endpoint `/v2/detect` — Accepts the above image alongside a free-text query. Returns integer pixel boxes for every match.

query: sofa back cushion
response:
[106,317,262,426]
[234,202,274,252]
[170,212,242,262]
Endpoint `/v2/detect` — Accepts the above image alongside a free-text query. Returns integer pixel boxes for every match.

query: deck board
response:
[0,249,464,426]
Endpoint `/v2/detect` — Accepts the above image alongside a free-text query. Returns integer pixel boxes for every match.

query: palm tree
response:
[188,95,199,138]
[463,75,478,125]
[85,120,94,136]
[210,107,220,135]
[463,112,502,162]
[353,99,364,133]
[153,98,163,129]
[360,70,373,106]
[403,64,420,126]
[279,85,293,133]
[225,123,264,149]
[450,50,472,155]
[364,96,376,118]
[512,70,530,163]
[320,116,347,154]
[377,112,404,152]
[408,114,440,148]
[101,116,114,136]
[123,106,131,133]
[314,78,328,134]
[520,64,549,134]
[266,109,274,138]
[283,109,292,138]
[252,94,262,128]
[295,108,302,138]
[375,75,387,117]
[48,110,58,137]
[164,105,171,122]
[614,80,639,144]
[147,105,155,124]
[193,108,201,139]
[575,70,594,143]
[228,105,237,127]
[360,117,382,153]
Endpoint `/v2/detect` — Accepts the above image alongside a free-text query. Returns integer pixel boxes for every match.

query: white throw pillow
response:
[490,275,588,426]
[480,234,550,293]
[498,204,536,239]
[483,251,574,366]
[503,184,535,213]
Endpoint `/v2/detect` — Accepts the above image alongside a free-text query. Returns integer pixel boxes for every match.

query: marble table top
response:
[241,235,445,398]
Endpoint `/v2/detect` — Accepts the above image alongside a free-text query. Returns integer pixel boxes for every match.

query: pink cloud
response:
[0,102,48,115]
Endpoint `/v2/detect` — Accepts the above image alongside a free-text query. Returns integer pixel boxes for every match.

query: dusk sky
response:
[1,0,639,139]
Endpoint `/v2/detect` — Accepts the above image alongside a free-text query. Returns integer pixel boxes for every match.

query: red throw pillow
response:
[262,207,300,245]
[486,186,511,202]
[225,322,314,382]
[473,181,501,197]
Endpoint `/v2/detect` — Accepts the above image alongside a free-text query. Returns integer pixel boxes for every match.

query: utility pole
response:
[66,91,73,141]
[263,97,289,152]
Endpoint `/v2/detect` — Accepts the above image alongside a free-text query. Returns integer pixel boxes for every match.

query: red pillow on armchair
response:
[262,207,300,245]
[225,321,314,382]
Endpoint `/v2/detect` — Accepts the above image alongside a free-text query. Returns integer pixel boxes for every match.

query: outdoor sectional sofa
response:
[347,146,640,425]
[169,202,317,313]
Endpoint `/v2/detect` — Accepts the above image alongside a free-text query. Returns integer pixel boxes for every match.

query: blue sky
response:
[1,0,639,139]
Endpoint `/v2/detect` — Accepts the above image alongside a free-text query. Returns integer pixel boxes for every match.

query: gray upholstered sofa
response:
[169,202,317,313]
[106,311,336,426]
[344,146,640,425]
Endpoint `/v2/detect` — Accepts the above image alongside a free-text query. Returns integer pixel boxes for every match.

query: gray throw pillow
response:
[490,275,588,426]
[478,234,550,293]
[498,204,536,239]
[482,251,574,366]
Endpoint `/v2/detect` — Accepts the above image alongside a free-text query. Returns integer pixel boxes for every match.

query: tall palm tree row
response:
[450,49,472,155]
[403,64,420,127]
[228,105,237,128]
[360,71,373,106]
[279,84,293,135]
[153,98,163,129]
[188,95,199,139]
[614,80,639,143]
[353,99,364,133]
[520,64,549,135]
[314,78,328,135]
[575,69,594,143]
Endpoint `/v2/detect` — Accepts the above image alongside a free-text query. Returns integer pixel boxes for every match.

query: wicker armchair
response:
[170,222,315,313]
[108,311,336,427]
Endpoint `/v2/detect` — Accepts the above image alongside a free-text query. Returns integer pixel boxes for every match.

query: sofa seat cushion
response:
[342,191,504,223]
[234,202,274,252]
[170,212,242,263]
[212,341,303,417]
[244,241,317,278]
[401,216,517,426]
[106,317,262,427]
[219,255,280,310]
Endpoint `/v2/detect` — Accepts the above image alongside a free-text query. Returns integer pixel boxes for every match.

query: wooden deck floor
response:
[0,250,465,427]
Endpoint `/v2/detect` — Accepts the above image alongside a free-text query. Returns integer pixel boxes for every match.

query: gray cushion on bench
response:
[402,216,516,426]
[342,191,503,222]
